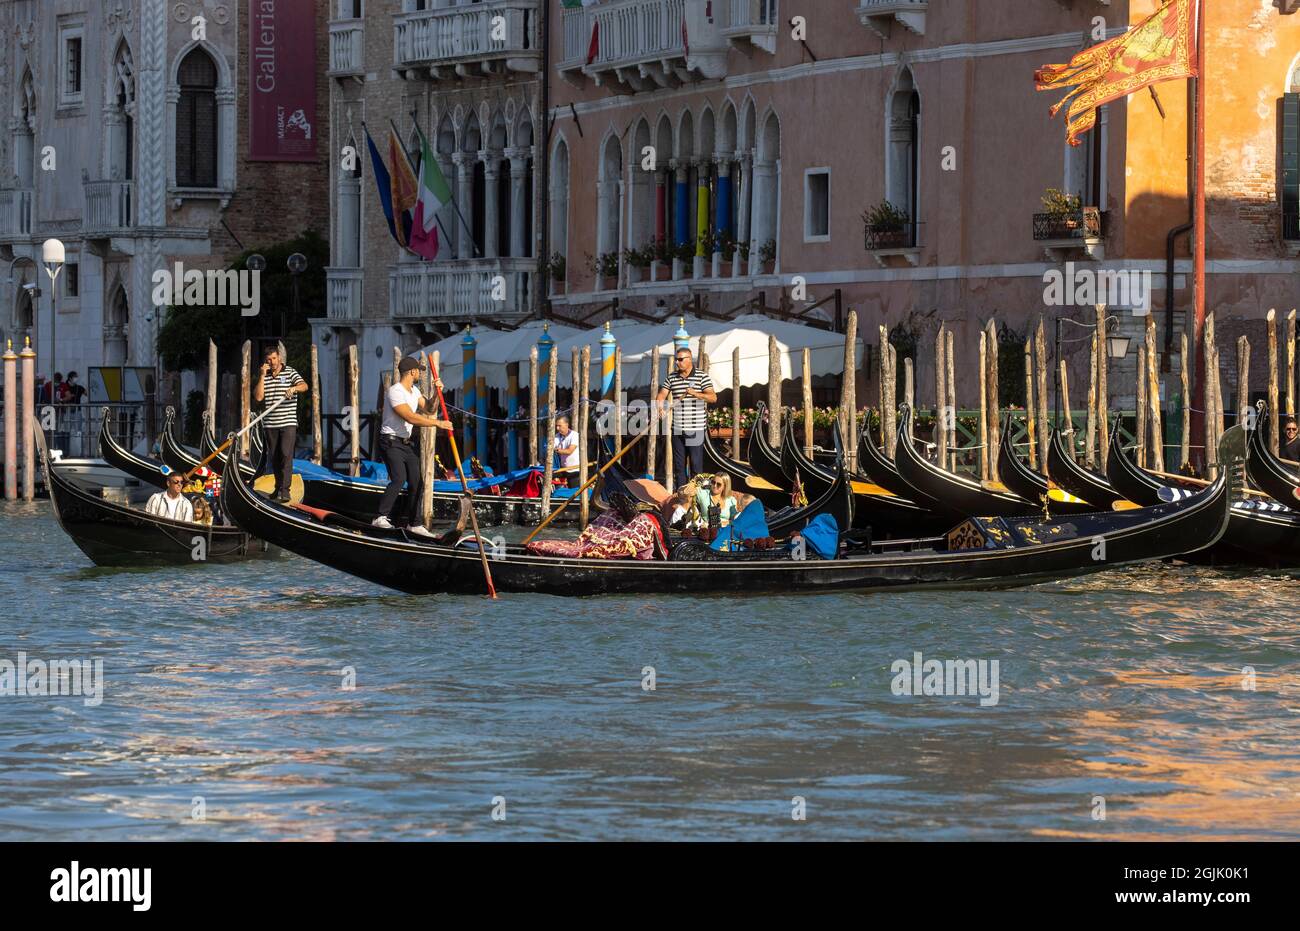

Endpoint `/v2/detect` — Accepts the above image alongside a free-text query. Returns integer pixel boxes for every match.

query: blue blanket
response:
[710,501,770,551]
[290,459,579,496]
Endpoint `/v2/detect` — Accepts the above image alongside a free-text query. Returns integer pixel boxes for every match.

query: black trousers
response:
[378,435,421,524]
[265,426,296,497]
[672,429,705,489]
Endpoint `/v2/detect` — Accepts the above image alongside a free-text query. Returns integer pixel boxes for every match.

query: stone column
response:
[508,148,529,258]
[454,152,474,259]
[749,158,774,276]
[438,156,456,261]
[482,150,501,260]
[735,153,752,265]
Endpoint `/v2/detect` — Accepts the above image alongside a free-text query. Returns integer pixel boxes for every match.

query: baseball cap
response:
[398,357,420,374]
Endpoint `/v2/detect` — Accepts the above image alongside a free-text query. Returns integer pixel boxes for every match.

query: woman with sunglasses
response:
[696,473,741,528]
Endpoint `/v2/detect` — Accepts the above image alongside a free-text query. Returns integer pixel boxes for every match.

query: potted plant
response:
[1041,188,1083,236]
[758,238,776,274]
[587,251,619,290]
[544,252,566,295]
[622,245,652,284]
[862,201,911,249]
[650,239,672,281]
[733,237,751,276]
[672,238,695,281]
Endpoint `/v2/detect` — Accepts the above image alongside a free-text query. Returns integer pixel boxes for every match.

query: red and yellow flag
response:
[387,131,419,248]
[1036,0,1199,146]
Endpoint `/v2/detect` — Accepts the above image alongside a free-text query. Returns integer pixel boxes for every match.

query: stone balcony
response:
[83,180,135,240]
[389,258,535,320]
[393,0,541,81]
[327,267,364,321]
[855,0,927,38]
[721,0,778,53]
[0,188,33,242]
[559,0,728,93]
[328,19,365,78]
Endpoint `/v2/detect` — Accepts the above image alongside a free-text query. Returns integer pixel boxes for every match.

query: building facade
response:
[543,0,1300,411]
[0,0,329,410]
[317,1,1300,419]
[316,0,543,413]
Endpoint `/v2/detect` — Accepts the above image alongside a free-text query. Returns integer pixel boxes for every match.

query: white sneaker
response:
[371,516,394,529]
[408,525,435,538]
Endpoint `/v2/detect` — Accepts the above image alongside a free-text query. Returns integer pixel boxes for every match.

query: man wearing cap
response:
[374,356,452,536]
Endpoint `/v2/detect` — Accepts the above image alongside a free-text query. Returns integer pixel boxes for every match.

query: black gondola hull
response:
[222,430,1232,597]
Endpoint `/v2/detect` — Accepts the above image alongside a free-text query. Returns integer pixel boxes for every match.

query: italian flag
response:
[409,124,451,261]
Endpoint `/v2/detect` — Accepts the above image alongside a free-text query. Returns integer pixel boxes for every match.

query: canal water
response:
[2,499,1298,841]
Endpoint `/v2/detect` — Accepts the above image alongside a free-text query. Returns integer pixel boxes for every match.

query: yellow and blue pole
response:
[462,327,476,460]
[674,317,690,352]
[537,322,554,461]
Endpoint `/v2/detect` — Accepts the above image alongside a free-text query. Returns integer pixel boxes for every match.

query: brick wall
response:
[212,0,332,260]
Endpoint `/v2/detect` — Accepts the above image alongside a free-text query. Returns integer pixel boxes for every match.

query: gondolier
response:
[254,346,307,503]
[373,356,453,535]
[656,347,716,489]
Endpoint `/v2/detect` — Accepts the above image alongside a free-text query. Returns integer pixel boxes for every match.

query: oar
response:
[522,429,648,545]
[426,353,497,600]
[182,394,289,481]
[1147,468,1272,498]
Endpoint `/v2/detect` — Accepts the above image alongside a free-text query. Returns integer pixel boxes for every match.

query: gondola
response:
[997,416,1095,515]
[598,429,853,538]
[894,406,1040,518]
[1046,427,1127,509]
[1107,412,1300,567]
[161,408,266,481]
[746,403,794,493]
[98,407,169,489]
[856,421,948,513]
[701,426,789,509]
[220,418,1234,597]
[779,415,941,534]
[1245,402,1300,508]
[41,427,280,567]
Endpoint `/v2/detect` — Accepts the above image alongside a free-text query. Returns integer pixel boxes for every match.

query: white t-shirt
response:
[382,383,423,439]
[555,429,580,469]
[145,491,195,523]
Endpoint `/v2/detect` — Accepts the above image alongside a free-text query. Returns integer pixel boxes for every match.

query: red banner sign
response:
[248,0,317,162]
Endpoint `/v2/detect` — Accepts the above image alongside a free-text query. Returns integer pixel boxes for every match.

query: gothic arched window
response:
[176,49,217,188]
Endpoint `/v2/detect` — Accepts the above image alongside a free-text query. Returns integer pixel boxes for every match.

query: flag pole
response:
[1190,0,1207,469]
[405,119,481,258]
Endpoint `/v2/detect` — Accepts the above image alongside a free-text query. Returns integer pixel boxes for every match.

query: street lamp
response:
[1055,313,1126,427]
[244,253,266,344]
[286,252,307,343]
[42,239,64,399]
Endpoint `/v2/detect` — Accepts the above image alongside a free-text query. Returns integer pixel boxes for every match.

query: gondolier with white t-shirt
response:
[656,347,717,489]
[373,356,453,536]
[254,346,307,503]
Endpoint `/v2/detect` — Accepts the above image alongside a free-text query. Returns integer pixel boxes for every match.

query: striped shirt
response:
[261,365,304,429]
[660,369,713,432]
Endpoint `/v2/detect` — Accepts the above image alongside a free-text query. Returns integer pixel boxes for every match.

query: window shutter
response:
[1282,93,1300,241]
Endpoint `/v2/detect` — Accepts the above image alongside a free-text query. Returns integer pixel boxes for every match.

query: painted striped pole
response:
[537,323,555,461]
[674,317,690,352]
[476,373,488,469]
[3,340,16,500]
[507,361,519,472]
[600,321,616,403]
[461,327,477,460]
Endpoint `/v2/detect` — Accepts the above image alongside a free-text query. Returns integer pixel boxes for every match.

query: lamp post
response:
[245,253,267,346]
[1055,314,1128,428]
[42,239,65,404]
[287,252,307,344]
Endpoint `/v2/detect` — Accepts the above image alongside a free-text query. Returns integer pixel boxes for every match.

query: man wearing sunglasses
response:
[145,472,196,523]
[1283,416,1300,463]
[655,347,716,489]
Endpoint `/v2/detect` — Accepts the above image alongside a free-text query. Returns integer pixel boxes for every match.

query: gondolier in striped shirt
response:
[656,347,716,489]
[254,346,307,503]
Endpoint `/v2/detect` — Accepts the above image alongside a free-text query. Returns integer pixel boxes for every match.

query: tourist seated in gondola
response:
[696,473,745,527]
[1283,417,1300,462]
[145,473,196,522]
[526,493,668,560]
[192,496,214,526]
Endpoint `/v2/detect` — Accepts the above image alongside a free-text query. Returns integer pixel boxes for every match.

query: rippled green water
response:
[2,500,1298,840]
